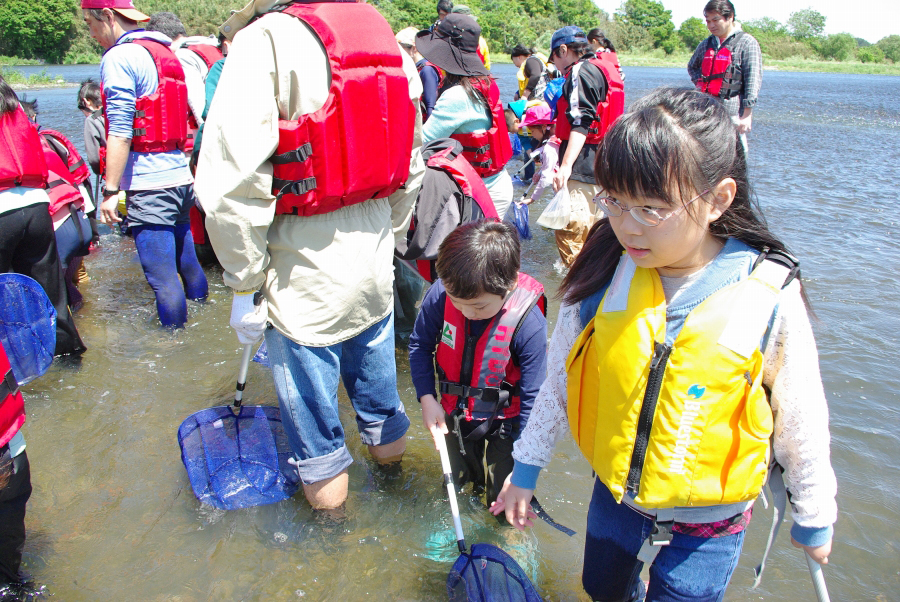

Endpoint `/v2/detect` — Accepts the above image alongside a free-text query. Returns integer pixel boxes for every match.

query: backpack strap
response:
[752,463,788,587]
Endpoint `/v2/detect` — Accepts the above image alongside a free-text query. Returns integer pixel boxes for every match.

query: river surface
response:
[7,62,900,601]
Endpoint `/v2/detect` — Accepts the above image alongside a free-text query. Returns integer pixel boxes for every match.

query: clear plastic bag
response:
[536,187,571,230]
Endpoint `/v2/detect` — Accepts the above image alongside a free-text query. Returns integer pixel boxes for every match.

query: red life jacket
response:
[696,33,745,99]
[271,2,415,217]
[555,56,624,145]
[0,107,48,193]
[181,43,224,154]
[449,78,513,178]
[184,43,224,70]
[436,273,547,422]
[0,344,25,449]
[40,136,84,216]
[99,37,189,174]
[40,129,91,186]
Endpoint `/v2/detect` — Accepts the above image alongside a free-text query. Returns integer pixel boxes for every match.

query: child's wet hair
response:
[562,86,793,304]
[436,219,520,299]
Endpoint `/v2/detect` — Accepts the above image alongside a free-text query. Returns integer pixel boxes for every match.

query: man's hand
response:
[99,193,122,225]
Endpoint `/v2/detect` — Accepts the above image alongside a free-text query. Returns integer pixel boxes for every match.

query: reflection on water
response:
[12,65,900,600]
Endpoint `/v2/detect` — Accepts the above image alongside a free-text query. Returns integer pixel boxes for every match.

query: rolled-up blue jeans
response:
[583,478,745,602]
[265,312,410,485]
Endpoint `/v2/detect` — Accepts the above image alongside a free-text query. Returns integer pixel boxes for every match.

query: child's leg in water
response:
[582,478,745,602]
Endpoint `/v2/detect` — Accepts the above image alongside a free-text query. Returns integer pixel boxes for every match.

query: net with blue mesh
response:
[177,404,300,510]
[0,273,56,385]
[447,543,543,602]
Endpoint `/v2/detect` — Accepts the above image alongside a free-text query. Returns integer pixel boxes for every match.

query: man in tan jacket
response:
[195,0,423,511]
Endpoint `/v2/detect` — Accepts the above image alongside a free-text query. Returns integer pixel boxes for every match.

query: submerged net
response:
[447,543,543,602]
[177,405,300,510]
[0,273,56,385]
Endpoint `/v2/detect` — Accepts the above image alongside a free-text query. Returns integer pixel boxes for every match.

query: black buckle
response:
[271,142,313,165]
[274,176,317,199]
[439,382,483,399]
[133,128,147,137]
[134,110,146,118]
[0,369,18,400]
[649,520,674,546]
[462,144,490,155]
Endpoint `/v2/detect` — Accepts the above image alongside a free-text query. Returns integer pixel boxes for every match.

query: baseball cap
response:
[81,0,150,22]
[520,103,554,127]
[550,25,586,53]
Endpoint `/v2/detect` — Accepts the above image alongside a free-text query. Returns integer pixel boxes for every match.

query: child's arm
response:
[408,281,448,445]
[527,142,558,204]
[492,302,581,528]
[764,280,837,563]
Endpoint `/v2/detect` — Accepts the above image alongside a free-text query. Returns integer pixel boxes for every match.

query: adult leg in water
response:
[173,222,208,301]
[132,224,189,327]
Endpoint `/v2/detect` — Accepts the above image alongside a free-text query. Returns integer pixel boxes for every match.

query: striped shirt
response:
[688,27,762,118]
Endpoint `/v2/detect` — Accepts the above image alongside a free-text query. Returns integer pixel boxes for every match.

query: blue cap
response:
[550,25,586,52]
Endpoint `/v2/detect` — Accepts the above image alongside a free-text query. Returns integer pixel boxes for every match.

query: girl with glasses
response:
[492,87,836,601]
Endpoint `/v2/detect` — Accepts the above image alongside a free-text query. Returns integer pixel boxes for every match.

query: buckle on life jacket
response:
[273,176,317,200]
[134,110,147,118]
[133,128,147,137]
[636,508,675,564]
[462,144,490,155]
[0,368,18,401]
[270,142,313,165]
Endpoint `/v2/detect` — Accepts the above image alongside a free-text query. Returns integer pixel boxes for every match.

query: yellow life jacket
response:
[565,253,794,509]
[516,53,550,98]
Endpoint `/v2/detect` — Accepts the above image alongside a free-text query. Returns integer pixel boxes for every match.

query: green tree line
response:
[0,0,898,65]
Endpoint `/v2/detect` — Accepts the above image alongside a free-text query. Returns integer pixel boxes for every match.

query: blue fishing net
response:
[0,273,56,385]
[447,543,543,602]
[177,405,300,510]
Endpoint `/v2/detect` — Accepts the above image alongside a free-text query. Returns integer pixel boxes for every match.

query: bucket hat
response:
[550,25,587,53]
[81,0,150,22]
[415,14,488,77]
[520,103,554,127]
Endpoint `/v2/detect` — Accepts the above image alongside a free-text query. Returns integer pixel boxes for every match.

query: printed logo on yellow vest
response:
[669,385,706,475]
[441,321,457,349]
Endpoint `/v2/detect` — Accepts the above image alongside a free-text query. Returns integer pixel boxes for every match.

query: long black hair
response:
[439,73,490,109]
[561,87,792,305]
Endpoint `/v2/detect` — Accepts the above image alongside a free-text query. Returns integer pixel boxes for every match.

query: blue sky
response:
[592,0,899,43]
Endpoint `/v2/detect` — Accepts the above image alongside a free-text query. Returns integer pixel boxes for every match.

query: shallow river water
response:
[7,62,900,600]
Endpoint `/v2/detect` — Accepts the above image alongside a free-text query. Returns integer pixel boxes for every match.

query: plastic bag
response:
[536,187,571,230]
[512,202,531,240]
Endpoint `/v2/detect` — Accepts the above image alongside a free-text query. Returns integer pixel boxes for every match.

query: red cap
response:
[81,0,150,22]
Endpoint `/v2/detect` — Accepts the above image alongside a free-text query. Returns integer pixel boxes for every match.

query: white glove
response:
[230,291,268,344]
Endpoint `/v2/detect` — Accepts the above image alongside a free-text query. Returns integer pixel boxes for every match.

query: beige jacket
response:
[195,7,423,346]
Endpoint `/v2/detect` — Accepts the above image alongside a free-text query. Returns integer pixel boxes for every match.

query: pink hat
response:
[81,0,150,22]
[520,103,554,128]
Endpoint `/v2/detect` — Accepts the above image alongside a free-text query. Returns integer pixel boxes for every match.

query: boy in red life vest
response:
[409,220,547,510]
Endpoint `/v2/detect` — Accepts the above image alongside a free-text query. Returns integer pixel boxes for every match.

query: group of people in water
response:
[0,0,833,599]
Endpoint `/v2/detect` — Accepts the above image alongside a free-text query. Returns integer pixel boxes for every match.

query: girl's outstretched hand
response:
[792,537,831,565]
[490,475,537,530]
